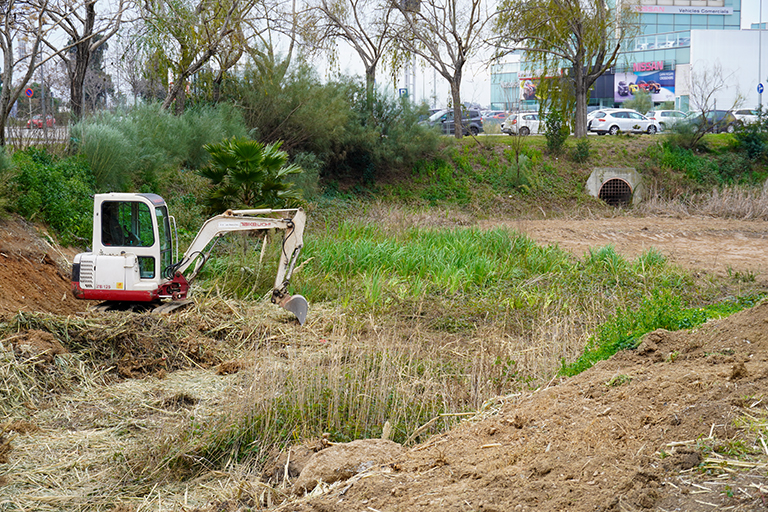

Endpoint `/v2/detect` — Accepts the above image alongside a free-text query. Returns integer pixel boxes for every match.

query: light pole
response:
[757,0,763,111]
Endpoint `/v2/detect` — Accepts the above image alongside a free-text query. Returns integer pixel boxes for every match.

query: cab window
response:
[102,201,155,247]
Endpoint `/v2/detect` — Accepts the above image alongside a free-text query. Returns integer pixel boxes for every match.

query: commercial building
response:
[489,0,767,113]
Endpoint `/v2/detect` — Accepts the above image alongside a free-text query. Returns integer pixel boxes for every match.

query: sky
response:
[330,0,768,110]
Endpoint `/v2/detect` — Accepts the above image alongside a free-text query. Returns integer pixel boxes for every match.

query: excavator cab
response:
[73,193,180,303]
[99,195,174,278]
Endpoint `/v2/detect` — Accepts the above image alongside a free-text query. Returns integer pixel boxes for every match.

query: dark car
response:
[424,108,484,136]
[27,115,55,129]
[683,110,740,134]
[617,81,629,97]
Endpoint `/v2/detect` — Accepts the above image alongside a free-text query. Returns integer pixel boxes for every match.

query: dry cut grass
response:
[638,186,768,220]
[0,286,600,511]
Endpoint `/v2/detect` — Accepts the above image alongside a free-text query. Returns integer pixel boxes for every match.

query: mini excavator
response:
[71,193,308,324]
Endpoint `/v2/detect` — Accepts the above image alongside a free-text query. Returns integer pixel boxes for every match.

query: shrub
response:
[733,122,767,160]
[0,147,15,216]
[11,148,94,245]
[76,123,133,191]
[72,103,249,192]
[544,110,569,154]
[199,137,303,212]
[571,138,590,163]
[621,90,652,114]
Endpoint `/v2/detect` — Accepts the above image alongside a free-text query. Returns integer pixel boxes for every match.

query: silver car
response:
[730,109,760,126]
[588,108,659,135]
[645,110,687,131]
[501,112,545,136]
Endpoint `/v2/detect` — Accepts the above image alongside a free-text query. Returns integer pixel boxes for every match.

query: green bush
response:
[232,56,439,186]
[199,137,303,212]
[76,123,133,191]
[0,147,15,216]
[733,122,767,160]
[571,139,590,163]
[544,110,569,153]
[621,90,652,114]
[11,148,94,245]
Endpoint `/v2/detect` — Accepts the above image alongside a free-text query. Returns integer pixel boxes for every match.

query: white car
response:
[645,110,687,131]
[730,109,760,126]
[501,112,545,136]
[588,108,659,135]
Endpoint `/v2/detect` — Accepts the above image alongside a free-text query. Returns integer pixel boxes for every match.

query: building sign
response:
[634,6,732,15]
[614,70,676,103]
[633,61,664,72]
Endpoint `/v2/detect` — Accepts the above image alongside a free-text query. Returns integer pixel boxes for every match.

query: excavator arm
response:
[168,208,308,324]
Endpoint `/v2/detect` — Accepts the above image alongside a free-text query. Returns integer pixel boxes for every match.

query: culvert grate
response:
[598,178,632,207]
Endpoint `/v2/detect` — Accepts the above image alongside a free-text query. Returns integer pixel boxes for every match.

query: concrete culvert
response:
[598,178,633,207]
[586,167,644,207]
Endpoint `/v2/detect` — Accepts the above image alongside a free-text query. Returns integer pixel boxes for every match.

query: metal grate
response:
[598,178,632,207]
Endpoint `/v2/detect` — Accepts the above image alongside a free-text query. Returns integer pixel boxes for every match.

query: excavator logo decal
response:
[218,221,273,229]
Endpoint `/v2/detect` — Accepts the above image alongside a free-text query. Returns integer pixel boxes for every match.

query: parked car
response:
[27,115,55,129]
[586,108,622,131]
[483,110,507,121]
[730,109,760,126]
[501,112,545,136]
[424,108,484,136]
[682,110,740,133]
[588,108,659,135]
[645,110,687,131]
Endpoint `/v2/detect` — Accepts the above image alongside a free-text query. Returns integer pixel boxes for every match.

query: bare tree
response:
[678,62,744,148]
[0,0,86,146]
[313,0,395,101]
[392,0,492,139]
[46,0,130,121]
[494,0,639,138]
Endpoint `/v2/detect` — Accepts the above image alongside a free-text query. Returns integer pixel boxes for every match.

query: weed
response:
[571,139,591,163]
[727,266,757,283]
[605,374,631,387]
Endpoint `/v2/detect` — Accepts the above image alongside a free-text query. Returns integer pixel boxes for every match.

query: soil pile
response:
[0,216,87,316]
[281,303,768,511]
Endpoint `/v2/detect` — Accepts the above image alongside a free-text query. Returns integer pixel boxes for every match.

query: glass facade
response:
[490,0,745,110]
[490,61,521,111]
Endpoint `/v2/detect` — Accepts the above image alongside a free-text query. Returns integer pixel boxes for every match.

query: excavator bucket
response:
[279,294,308,325]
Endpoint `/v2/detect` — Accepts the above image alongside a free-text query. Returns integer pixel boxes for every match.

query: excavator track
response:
[91,299,193,314]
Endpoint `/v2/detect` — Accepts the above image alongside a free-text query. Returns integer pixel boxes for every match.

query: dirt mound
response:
[283,302,768,511]
[0,216,87,317]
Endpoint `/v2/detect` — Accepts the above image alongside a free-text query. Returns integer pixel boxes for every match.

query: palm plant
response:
[199,137,303,213]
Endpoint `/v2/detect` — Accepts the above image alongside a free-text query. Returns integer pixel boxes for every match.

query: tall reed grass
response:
[72,103,248,192]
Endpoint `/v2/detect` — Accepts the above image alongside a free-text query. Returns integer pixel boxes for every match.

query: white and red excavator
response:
[71,192,308,324]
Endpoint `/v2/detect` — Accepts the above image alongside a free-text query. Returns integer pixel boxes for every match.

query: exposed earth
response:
[2,213,768,511]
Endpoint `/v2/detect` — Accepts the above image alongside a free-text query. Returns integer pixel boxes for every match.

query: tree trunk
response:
[365,64,375,112]
[573,63,588,138]
[70,45,91,121]
[69,2,96,122]
[450,75,462,139]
